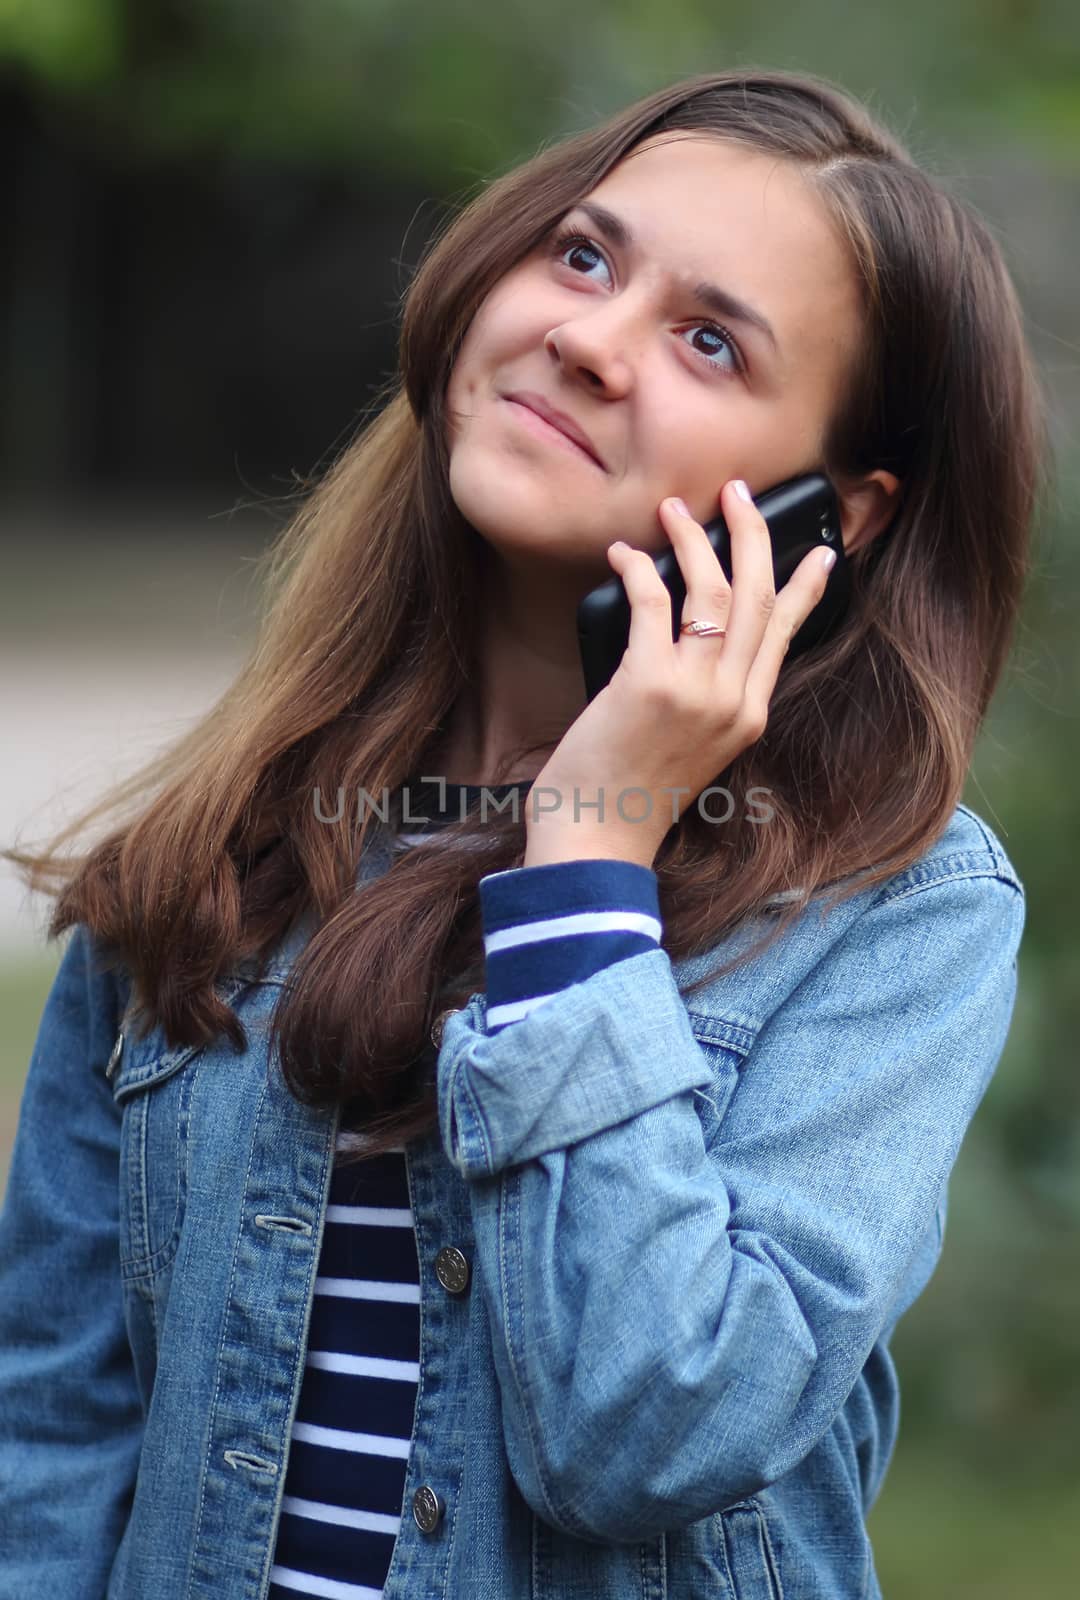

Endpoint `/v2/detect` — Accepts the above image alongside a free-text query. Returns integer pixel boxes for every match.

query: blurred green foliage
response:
[0,0,124,88]
[2,0,1079,177]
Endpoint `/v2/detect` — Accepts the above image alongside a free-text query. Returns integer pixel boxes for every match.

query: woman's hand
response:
[523,479,836,870]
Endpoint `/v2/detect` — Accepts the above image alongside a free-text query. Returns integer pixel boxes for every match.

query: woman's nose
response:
[543,301,645,395]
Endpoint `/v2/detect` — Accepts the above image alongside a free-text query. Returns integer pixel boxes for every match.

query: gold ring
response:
[679,619,728,638]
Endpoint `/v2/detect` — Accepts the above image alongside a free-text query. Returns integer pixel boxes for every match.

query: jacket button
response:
[412,1484,445,1533]
[105,1031,124,1082]
[430,1008,459,1049]
[434,1245,471,1295]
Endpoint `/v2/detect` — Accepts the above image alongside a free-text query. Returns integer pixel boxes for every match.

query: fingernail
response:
[820,547,837,571]
[732,480,752,503]
[669,497,690,517]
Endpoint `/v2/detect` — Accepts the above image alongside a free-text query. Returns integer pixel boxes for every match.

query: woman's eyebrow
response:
[570,199,780,355]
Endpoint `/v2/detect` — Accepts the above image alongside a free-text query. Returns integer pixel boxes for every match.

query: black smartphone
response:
[576,472,848,702]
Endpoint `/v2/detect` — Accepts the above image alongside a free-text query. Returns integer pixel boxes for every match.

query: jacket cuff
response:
[436,945,712,1178]
[478,859,662,1032]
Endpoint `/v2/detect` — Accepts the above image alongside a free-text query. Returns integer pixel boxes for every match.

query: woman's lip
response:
[503,398,606,470]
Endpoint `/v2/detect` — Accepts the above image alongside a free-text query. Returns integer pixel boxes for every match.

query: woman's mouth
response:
[502,398,606,471]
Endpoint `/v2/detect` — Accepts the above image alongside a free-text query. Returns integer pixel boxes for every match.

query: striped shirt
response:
[268,780,663,1598]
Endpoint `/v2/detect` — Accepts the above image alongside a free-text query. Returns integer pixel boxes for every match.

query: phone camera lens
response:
[821,527,836,542]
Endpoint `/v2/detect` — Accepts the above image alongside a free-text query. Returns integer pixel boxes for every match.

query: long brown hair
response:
[6,68,1050,1163]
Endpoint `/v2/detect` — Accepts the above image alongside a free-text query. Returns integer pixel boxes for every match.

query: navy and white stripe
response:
[268,780,663,1596]
[268,1136,419,1600]
[478,857,662,1031]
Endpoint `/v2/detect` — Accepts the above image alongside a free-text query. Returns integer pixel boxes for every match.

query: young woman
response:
[0,67,1046,1600]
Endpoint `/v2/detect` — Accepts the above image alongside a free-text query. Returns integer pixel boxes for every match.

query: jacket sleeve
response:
[0,925,143,1597]
[435,865,1025,1543]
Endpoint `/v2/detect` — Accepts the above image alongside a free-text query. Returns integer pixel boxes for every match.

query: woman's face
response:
[445,133,865,583]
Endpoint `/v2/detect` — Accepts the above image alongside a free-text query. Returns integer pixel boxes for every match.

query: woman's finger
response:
[710,479,779,683]
[743,544,835,712]
[657,497,733,647]
[606,541,677,680]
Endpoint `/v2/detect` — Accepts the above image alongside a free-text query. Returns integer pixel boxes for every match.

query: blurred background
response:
[1,3,1078,1593]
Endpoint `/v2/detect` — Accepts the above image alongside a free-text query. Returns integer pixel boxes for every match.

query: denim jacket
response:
[0,801,1025,1599]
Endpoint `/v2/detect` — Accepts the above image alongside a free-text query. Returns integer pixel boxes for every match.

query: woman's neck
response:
[427,557,591,787]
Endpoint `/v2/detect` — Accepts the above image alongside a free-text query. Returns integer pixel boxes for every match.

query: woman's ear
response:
[836,469,902,556]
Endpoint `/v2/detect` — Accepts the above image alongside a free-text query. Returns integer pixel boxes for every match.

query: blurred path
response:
[1,647,247,951]
[0,502,266,954]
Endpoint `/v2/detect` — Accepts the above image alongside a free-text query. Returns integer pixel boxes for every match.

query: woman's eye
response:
[550,228,743,378]
[680,324,741,375]
[552,231,612,285]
